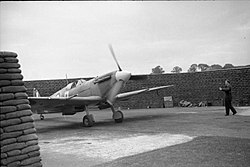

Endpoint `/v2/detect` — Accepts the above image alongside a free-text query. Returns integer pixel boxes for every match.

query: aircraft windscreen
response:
[76,79,86,86]
[70,82,77,89]
[69,79,86,89]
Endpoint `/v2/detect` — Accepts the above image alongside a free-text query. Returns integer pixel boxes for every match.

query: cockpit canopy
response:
[66,79,87,90]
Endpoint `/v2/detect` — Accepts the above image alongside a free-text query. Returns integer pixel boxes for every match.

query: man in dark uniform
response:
[219,79,237,116]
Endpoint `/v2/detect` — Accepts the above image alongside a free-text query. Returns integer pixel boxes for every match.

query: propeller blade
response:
[109,44,122,71]
[130,75,148,80]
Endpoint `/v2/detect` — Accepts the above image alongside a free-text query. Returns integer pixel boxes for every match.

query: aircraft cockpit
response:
[70,79,87,89]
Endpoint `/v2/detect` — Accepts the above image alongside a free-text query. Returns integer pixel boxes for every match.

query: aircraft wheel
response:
[83,115,94,127]
[113,110,124,123]
[40,114,44,120]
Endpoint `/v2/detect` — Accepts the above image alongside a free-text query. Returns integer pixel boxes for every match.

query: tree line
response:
[151,64,250,74]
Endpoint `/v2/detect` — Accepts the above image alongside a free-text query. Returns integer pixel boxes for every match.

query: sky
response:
[1,1,250,81]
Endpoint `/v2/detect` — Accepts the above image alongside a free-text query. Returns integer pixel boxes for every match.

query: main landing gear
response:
[111,106,124,123]
[82,108,95,127]
[83,114,95,127]
[82,106,124,127]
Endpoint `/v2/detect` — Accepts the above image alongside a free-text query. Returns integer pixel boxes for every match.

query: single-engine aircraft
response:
[28,45,173,127]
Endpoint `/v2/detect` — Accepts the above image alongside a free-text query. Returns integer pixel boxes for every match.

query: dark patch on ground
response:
[96,136,250,167]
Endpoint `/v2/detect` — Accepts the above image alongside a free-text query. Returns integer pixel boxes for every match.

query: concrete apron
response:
[39,133,194,166]
[237,107,250,116]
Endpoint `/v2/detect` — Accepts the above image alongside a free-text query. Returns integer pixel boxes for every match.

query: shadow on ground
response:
[35,113,172,133]
[96,136,250,167]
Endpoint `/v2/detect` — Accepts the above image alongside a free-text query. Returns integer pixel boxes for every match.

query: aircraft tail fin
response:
[33,88,41,97]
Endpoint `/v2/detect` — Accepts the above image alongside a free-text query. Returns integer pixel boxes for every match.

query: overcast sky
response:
[1,1,250,81]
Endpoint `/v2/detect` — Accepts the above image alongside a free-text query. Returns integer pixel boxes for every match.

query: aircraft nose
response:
[115,71,131,82]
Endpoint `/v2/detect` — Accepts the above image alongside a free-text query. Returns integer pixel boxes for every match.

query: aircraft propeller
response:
[109,44,122,71]
[109,44,148,81]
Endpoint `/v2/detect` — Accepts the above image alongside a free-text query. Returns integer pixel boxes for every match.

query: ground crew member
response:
[219,79,237,116]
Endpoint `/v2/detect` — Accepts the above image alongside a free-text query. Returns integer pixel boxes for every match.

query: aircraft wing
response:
[116,85,174,101]
[28,96,103,113]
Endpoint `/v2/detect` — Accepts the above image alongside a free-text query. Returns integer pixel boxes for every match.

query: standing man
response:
[219,79,237,116]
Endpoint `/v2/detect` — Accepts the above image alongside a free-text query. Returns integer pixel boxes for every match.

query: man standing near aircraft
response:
[219,79,237,116]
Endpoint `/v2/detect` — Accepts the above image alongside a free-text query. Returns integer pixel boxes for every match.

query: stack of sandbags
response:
[179,100,192,107]
[0,52,42,167]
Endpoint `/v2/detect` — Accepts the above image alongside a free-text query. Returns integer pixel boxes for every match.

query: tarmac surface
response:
[33,106,250,167]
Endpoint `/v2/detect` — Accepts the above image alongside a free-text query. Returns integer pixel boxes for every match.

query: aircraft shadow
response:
[36,114,172,133]
[96,114,171,126]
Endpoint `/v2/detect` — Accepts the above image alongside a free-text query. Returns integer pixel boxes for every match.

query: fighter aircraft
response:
[28,45,173,127]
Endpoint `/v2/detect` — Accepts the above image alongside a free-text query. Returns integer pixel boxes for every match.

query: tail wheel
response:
[40,114,44,120]
[83,115,94,127]
[113,110,124,123]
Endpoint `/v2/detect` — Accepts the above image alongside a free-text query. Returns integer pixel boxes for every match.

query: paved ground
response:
[33,106,250,167]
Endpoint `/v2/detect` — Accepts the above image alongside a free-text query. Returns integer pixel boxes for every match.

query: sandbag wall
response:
[0,52,42,167]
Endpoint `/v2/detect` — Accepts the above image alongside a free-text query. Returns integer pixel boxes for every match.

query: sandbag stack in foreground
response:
[0,52,42,167]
